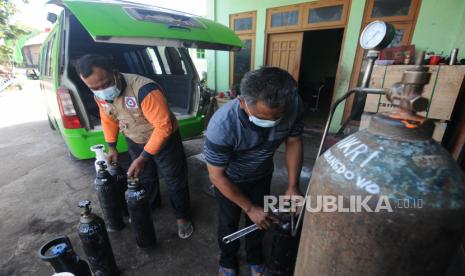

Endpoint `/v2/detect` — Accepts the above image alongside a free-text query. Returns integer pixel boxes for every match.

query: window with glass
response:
[267,5,301,31]
[302,1,347,28]
[230,11,256,87]
[230,11,256,34]
[371,0,412,18]
[196,49,205,59]
[46,35,55,77]
[146,47,163,74]
[308,5,343,23]
[232,38,253,87]
[234,17,253,31]
[366,0,419,21]
[271,10,299,27]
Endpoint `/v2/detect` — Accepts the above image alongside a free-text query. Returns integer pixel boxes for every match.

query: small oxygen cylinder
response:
[126,177,157,249]
[38,236,92,276]
[95,161,125,232]
[90,145,108,173]
[107,162,129,217]
[77,200,118,276]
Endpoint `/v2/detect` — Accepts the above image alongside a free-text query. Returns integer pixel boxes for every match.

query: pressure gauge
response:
[359,21,396,50]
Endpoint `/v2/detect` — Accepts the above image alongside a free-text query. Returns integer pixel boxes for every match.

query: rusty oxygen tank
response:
[95,161,125,232]
[77,200,118,276]
[126,177,157,249]
[295,60,465,275]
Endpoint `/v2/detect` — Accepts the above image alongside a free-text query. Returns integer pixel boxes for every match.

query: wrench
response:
[222,206,280,244]
[222,224,259,244]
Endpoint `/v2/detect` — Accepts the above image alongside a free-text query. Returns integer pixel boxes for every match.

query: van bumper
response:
[63,115,205,160]
[62,128,128,160]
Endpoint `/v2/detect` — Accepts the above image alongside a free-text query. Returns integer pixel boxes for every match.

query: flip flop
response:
[177,221,194,239]
[250,264,266,276]
[219,266,236,276]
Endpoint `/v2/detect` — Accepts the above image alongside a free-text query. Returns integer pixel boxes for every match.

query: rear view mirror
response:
[26,69,39,80]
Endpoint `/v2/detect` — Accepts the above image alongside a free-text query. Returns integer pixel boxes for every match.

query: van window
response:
[146,47,163,74]
[156,46,171,74]
[39,45,46,75]
[158,46,188,75]
[124,51,148,75]
[46,34,56,76]
[41,42,50,75]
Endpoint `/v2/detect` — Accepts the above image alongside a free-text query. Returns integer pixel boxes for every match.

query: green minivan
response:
[28,0,241,159]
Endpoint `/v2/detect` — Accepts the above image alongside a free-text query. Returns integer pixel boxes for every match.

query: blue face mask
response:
[92,84,120,101]
[245,101,280,128]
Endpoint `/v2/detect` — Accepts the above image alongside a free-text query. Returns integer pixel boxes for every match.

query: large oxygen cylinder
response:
[38,236,92,276]
[95,161,125,232]
[107,162,129,217]
[294,114,465,275]
[77,200,118,276]
[126,177,157,249]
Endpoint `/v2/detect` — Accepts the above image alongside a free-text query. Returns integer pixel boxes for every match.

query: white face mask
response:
[91,77,121,101]
[244,101,280,128]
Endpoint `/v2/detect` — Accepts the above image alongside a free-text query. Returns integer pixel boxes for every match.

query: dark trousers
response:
[125,130,190,219]
[214,174,272,269]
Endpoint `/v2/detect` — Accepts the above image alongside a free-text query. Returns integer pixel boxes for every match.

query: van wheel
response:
[48,115,56,131]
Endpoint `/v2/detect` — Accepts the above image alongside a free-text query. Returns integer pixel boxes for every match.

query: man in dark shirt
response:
[204,67,304,275]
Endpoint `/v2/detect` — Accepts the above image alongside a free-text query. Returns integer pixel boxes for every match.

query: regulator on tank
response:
[77,200,119,276]
[295,21,465,276]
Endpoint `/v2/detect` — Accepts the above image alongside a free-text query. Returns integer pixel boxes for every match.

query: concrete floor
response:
[0,80,318,276]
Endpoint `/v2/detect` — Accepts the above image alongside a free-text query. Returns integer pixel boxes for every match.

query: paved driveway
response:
[0,79,314,276]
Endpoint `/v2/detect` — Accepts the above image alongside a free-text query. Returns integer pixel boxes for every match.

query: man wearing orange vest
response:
[77,54,193,239]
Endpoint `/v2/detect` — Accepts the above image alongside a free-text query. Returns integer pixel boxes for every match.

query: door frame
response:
[263,0,351,106]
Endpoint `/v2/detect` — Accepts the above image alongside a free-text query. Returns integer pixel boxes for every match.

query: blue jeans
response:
[125,130,190,219]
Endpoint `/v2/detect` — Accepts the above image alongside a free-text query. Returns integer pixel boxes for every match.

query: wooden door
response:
[266,32,303,81]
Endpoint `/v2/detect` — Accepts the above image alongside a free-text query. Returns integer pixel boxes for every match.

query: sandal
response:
[177,220,194,239]
[219,266,236,276]
[250,264,266,276]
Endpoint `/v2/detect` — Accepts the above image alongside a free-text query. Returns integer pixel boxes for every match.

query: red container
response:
[429,55,441,65]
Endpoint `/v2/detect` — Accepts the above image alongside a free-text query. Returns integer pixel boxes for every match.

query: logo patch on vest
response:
[125,96,138,109]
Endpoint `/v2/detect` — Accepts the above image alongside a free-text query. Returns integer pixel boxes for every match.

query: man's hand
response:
[284,186,302,198]
[107,147,118,164]
[284,186,303,213]
[246,206,274,230]
[127,156,148,177]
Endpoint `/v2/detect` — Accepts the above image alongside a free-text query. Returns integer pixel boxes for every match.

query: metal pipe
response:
[316,87,386,158]
[360,50,380,88]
